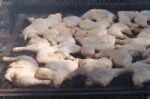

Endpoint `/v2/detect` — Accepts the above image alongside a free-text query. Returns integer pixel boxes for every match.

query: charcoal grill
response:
[1,0,150,98]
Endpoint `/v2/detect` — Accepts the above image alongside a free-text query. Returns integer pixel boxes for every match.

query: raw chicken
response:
[46,13,62,28]
[125,62,150,87]
[116,28,150,47]
[35,59,78,87]
[87,68,127,87]
[79,18,111,30]
[72,57,113,76]
[23,13,62,40]
[43,22,73,45]
[36,46,64,64]
[75,32,116,57]
[12,36,65,64]
[138,57,150,64]
[115,44,146,57]
[142,47,150,58]
[75,27,107,37]
[81,9,115,22]
[2,55,38,66]
[57,39,81,60]
[108,23,131,39]
[13,36,51,52]
[134,10,150,27]
[63,16,80,27]
[3,55,50,87]
[118,11,139,27]
[95,49,133,67]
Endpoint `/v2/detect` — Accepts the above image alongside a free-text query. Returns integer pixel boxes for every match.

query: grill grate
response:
[0,94,149,99]
[0,19,150,97]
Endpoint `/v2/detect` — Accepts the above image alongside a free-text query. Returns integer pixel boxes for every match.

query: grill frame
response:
[1,10,150,97]
[2,0,150,98]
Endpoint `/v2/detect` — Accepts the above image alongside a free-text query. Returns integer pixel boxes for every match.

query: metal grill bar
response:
[11,0,149,5]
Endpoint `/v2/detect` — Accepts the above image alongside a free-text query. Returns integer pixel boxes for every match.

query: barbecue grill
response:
[1,0,150,98]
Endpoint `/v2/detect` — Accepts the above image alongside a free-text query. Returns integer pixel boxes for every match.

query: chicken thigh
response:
[72,57,113,76]
[108,23,131,39]
[13,36,51,52]
[63,16,80,27]
[118,11,139,27]
[88,68,127,87]
[35,59,78,87]
[3,55,50,87]
[81,9,115,23]
[125,62,150,87]
[23,13,62,40]
[75,33,116,57]
[95,49,133,67]
[79,18,111,30]
[134,10,150,27]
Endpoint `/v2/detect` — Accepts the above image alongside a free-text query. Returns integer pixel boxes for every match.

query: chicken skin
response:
[81,9,115,23]
[125,62,150,87]
[23,13,62,40]
[134,10,150,27]
[3,55,50,87]
[108,23,131,39]
[118,11,139,27]
[75,33,115,57]
[95,49,133,67]
[79,18,111,30]
[63,16,80,27]
[35,59,78,87]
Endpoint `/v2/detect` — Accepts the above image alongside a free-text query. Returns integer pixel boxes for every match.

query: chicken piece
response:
[44,32,81,60]
[23,13,62,40]
[75,27,107,37]
[115,44,146,57]
[36,46,64,64]
[13,36,50,52]
[63,16,80,27]
[79,18,110,30]
[57,38,81,60]
[118,11,139,27]
[142,47,150,58]
[108,23,131,39]
[72,57,113,76]
[46,13,62,28]
[116,36,150,48]
[87,68,127,87]
[75,33,115,57]
[138,57,150,64]
[28,13,62,28]
[70,58,126,87]
[95,49,133,68]
[137,28,150,38]
[43,22,73,45]
[35,59,78,87]
[12,36,64,64]
[3,56,50,87]
[43,27,60,45]
[22,18,49,40]
[81,9,115,23]
[2,55,38,67]
[111,49,133,67]
[134,10,150,27]
[125,62,150,87]
[5,67,51,87]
